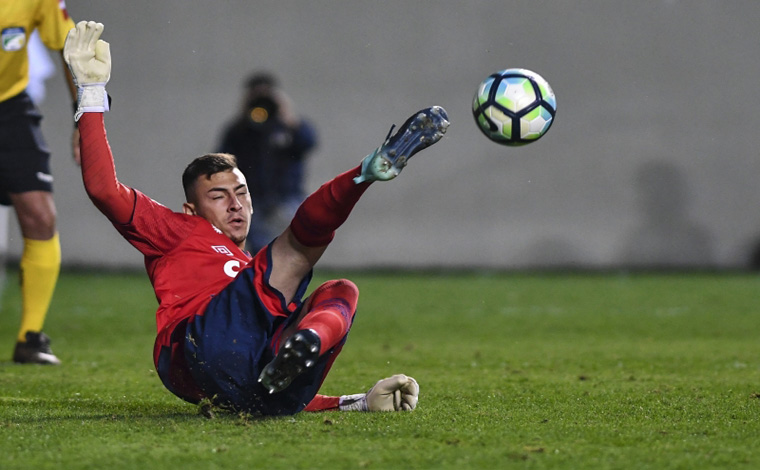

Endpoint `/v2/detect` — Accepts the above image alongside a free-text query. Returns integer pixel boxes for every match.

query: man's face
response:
[183,168,252,249]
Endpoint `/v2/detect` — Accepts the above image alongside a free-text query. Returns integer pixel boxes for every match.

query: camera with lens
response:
[247,95,279,124]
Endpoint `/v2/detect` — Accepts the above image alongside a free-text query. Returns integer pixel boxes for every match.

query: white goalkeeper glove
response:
[339,374,419,412]
[63,21,111,121]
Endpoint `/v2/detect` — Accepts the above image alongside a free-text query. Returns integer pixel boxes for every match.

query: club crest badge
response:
[2,27,26,52]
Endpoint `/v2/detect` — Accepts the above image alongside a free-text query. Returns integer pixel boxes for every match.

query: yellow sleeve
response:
[35,0,75,52]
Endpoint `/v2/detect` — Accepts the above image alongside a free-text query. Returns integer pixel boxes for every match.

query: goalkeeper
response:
[64,21,449,415]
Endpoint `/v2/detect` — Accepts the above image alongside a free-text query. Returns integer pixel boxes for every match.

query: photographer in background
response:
[218,72,317,254]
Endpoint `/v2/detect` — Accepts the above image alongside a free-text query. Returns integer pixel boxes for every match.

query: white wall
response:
[12,0,760,269]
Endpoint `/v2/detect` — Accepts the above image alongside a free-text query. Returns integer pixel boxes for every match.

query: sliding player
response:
[64,21,448,415]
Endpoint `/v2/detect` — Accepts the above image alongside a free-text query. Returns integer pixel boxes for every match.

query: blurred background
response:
[7,0,760,270]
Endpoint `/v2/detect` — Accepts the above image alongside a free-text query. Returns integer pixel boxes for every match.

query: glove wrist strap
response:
[75,84,109,122]
[339,393,368,412]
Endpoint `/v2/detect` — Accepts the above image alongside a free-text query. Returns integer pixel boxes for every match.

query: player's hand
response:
[64,21,111,85]
[64,21,111,121]
[366,374,419,411]
[338,374,420,412]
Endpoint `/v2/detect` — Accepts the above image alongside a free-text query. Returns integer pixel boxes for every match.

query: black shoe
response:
[354,106,450,183]
[258,329,320,394]
[13,331,61,365]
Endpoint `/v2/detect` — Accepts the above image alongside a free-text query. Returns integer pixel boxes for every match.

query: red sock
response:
[298,279,359,354]
[289,165,370,247]
[304,394,340,411]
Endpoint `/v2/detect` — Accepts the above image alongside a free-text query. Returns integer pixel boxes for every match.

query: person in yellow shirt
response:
[1,0,78,364]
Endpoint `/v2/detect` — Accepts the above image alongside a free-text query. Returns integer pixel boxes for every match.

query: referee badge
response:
[2,27,26,52]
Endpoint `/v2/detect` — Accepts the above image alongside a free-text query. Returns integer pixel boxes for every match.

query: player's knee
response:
[314,279,359,311]
[332,278,358,294]
[326,278,358,299]
[17,208,57,239]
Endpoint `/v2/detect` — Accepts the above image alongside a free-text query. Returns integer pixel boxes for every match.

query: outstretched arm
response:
[64,21,133,223]
[78,113,134,223]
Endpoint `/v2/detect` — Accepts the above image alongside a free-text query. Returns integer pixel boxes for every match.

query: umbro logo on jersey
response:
[211,246,243,277]
[212,245,233,256]
[212,245,241,277]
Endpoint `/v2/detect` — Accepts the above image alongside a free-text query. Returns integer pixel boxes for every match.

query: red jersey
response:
[78,112,340,412]
[111,190,255,363]
[119,191,250,328]
[76,114,297,364]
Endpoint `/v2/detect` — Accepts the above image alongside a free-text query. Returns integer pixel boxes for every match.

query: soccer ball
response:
[472,68,557,146]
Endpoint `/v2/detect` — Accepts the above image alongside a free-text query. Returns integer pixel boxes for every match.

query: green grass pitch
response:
[1,269,759,469]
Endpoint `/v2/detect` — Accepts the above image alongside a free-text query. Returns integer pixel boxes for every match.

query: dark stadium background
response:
[4,0,759,271]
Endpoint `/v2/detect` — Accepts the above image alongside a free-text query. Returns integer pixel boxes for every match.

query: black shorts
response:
[0,91,53,206]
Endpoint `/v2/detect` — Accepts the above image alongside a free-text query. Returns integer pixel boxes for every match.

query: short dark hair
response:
[182,153,238,202]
